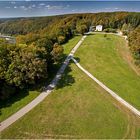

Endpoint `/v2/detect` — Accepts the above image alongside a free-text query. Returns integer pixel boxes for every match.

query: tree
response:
[121,23,133,35]
[57,35,66,44]
[128,25,140,66]
[0,42,48,88]
[76,21,88,35]
[51,43,64,63]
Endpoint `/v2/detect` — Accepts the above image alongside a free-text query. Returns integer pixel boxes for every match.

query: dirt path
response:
[0,35,87,132]
[71,57,140,118]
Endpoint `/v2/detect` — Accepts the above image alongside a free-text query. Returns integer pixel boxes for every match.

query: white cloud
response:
[20,6,25,9]
[39,3,45,6]
[72,9,77,12]
[19,5,28,11]
[5,6,10,9]
[11,1,16,4]
[45,5,64,10]
[45,5,50,8]
[28,6,32,9]
[105,8,111,10]
[32,4,36,8]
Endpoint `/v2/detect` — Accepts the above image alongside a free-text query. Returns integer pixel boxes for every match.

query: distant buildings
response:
[89,25,103,32]
[0,35,16,44]
[95,25,103,31]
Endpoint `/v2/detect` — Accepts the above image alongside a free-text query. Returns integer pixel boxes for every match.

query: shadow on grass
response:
[0,54,79,118]
[0,89,29,116]
[55,56,81,90]
[85,33,95,36]
[56,64,75,90]
[73,56,80,63]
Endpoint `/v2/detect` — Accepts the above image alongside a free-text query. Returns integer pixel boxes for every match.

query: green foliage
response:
[121,23,133,35]
[0,12,140,36]
[129,25,140,66]
[51,43,64,62]
[0,82,16,100]
[0,12,140,100]
[104,28,117,33]
[0,42,48,99]
[57,35,66,44]
[76,21,88,35]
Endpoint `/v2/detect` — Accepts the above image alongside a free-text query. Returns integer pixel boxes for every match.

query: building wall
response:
[96,25,103,31]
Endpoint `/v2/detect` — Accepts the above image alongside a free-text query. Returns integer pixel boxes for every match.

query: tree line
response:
[0,12,140,100]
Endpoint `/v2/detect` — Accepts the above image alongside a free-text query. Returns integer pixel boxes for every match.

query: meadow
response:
[1,34,140,139]
[75,33,140,110]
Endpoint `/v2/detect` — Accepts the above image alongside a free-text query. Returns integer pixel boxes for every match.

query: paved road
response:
[0,35,87,132]
[71,57,140,118]
[91,31,128,41]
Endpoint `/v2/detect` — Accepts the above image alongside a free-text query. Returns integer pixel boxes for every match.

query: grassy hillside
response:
[75,33,140,110]
[2,63,140,139]
[0,91,39,122]
[1,35,140,139]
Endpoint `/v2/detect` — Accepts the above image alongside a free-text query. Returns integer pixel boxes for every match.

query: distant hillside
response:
[0,12,140,36]
[0,15,65,35]
[0,11,140,100]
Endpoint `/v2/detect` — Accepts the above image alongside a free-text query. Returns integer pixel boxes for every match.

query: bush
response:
[0,82,16,100]
[104,28,117,33]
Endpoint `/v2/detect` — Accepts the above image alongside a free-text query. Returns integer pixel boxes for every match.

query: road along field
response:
[1,34,140,139]
[1,63,140,139]
[75,33,140,111]
[0,35,83,132]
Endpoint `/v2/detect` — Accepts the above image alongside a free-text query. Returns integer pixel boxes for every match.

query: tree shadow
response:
[0,55,79,118]
[0,88,29,116]
[56,64,75,90]
[85,33,95,36]
[73,56,81,63]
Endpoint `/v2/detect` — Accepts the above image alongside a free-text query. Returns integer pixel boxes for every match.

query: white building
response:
[96,25,103,31]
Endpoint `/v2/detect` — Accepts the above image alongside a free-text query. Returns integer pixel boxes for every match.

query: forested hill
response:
[0,11,140,100]
[0,12,140,36]
[0,15,66,35]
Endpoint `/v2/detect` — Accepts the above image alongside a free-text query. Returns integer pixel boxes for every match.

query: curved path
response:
[0,35,87,132]
[71,57,140,118]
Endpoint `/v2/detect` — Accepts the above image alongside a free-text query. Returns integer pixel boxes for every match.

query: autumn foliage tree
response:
[51,43,64,63]
[129,25,140,66]
[0,40,48,99]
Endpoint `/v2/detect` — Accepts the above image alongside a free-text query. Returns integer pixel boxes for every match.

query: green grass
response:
[2,63,140,139]
[0,91,39,122]
[75,33,140,110]
[1,35,140,139]
[63,35,82,55]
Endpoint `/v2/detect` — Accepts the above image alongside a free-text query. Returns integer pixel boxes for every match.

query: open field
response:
[1,62,140,139]
[75,33,140,110]
[1,34,140,139]
[63,35,82,55]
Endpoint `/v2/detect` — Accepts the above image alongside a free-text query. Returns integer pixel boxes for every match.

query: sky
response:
[0,1,140,18]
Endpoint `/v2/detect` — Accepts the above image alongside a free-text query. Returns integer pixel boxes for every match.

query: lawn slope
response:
[0,91,39,122]
[1,35,140,139]
[75,33,140,110]
[1,63,140,139]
